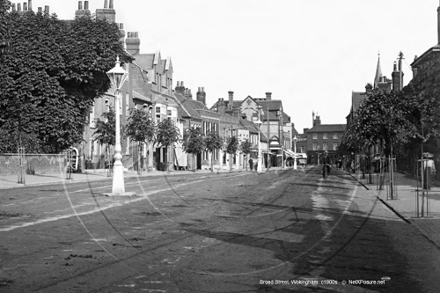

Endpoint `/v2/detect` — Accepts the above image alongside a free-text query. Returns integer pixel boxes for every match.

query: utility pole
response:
[267,103,270,171]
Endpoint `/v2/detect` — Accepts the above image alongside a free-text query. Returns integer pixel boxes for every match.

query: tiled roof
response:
[308,124,346,133]
[174,93,211,120]
[411,44,440,68]
[133,54,155,70]
[258,100,282,111]
[175,93,199,119]
[240,119,259,134]
[352,91,367,112]
[132,90,150,103]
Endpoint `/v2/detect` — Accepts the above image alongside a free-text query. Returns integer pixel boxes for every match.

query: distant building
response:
[211,91,296,167]
[306,113,346,165]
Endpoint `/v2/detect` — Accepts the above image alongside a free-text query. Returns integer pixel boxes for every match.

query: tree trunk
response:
[137,142,141,175]
[193,153,196,172]
[210,152,213,172]
[165,146,168,172]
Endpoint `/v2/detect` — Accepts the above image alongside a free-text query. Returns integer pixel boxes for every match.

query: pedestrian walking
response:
[322,151,331,178]
[249,158,253,171]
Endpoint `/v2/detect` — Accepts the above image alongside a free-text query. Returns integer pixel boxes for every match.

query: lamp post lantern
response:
[293,135,298,170]
[255,106,263,173]
[106,56,129,195]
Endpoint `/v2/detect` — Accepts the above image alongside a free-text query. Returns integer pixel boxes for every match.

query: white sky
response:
[26,0,439,132]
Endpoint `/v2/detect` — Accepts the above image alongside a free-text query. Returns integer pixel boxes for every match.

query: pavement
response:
[353,170,440,250]
[0,167,251,189]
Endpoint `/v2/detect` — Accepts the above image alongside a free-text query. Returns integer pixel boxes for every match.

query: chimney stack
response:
[126,31,140,55]
[365,83,373,94]
[265,92,272,100]
[392,52,404,92]
[76,1,91,18]
[118,23,125,46]
[12,3,16,12]
[196,87,206,105]
[17,3,21,12]
[23,2,27,11]
[218,98,226,115]
[228,91,234,110]
[28,0,32,10]
[175,81,186,95]
[44,5,49,14]
[96,0,116,23]
[38,7,42,13]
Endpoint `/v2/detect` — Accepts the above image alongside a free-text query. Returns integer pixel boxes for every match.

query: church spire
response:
[373,52,382,89]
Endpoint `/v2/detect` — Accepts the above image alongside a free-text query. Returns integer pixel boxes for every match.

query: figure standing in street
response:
[322,151,331,178]
[423,155,436,190]
[249,158,253,172]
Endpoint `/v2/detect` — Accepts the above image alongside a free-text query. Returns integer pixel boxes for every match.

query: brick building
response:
[305,113,346,165]
[78,0,180,172]
[211,92,296,167]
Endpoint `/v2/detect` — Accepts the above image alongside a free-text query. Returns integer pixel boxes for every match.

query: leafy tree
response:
[0,128,41,153]
[0,0,11,57]
[344,90,415,158]
[225,136,239,171]
[93,107,123,173]
[0,8,124,153]
[155,119,180,172]
[182,127,205,172]
[403,60,440,155]
[204,131,223,172]
[94,107,117,146]
[125,108,156,174]
[239,139,252,171]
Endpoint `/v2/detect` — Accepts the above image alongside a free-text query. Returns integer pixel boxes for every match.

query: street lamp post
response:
[293,135,298,170]
[255,106,263,173]
[106,56,131,196]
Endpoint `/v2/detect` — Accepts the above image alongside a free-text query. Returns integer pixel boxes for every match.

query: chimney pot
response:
[135,32,138,38]
[28,0,32,10]
[104,0,108,8]
[38,6,42,13]
[12,3,16,11]
[17,3,21,11]
[119,23,124,29]
[78,1,83,10]
[84,1,89,10]
[44,5,49,14]
[23,2,27,11]
[109,0,114,9]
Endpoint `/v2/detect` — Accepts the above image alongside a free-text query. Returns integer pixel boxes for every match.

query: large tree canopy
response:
[0,5,124,153]
[341,90,416,157]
